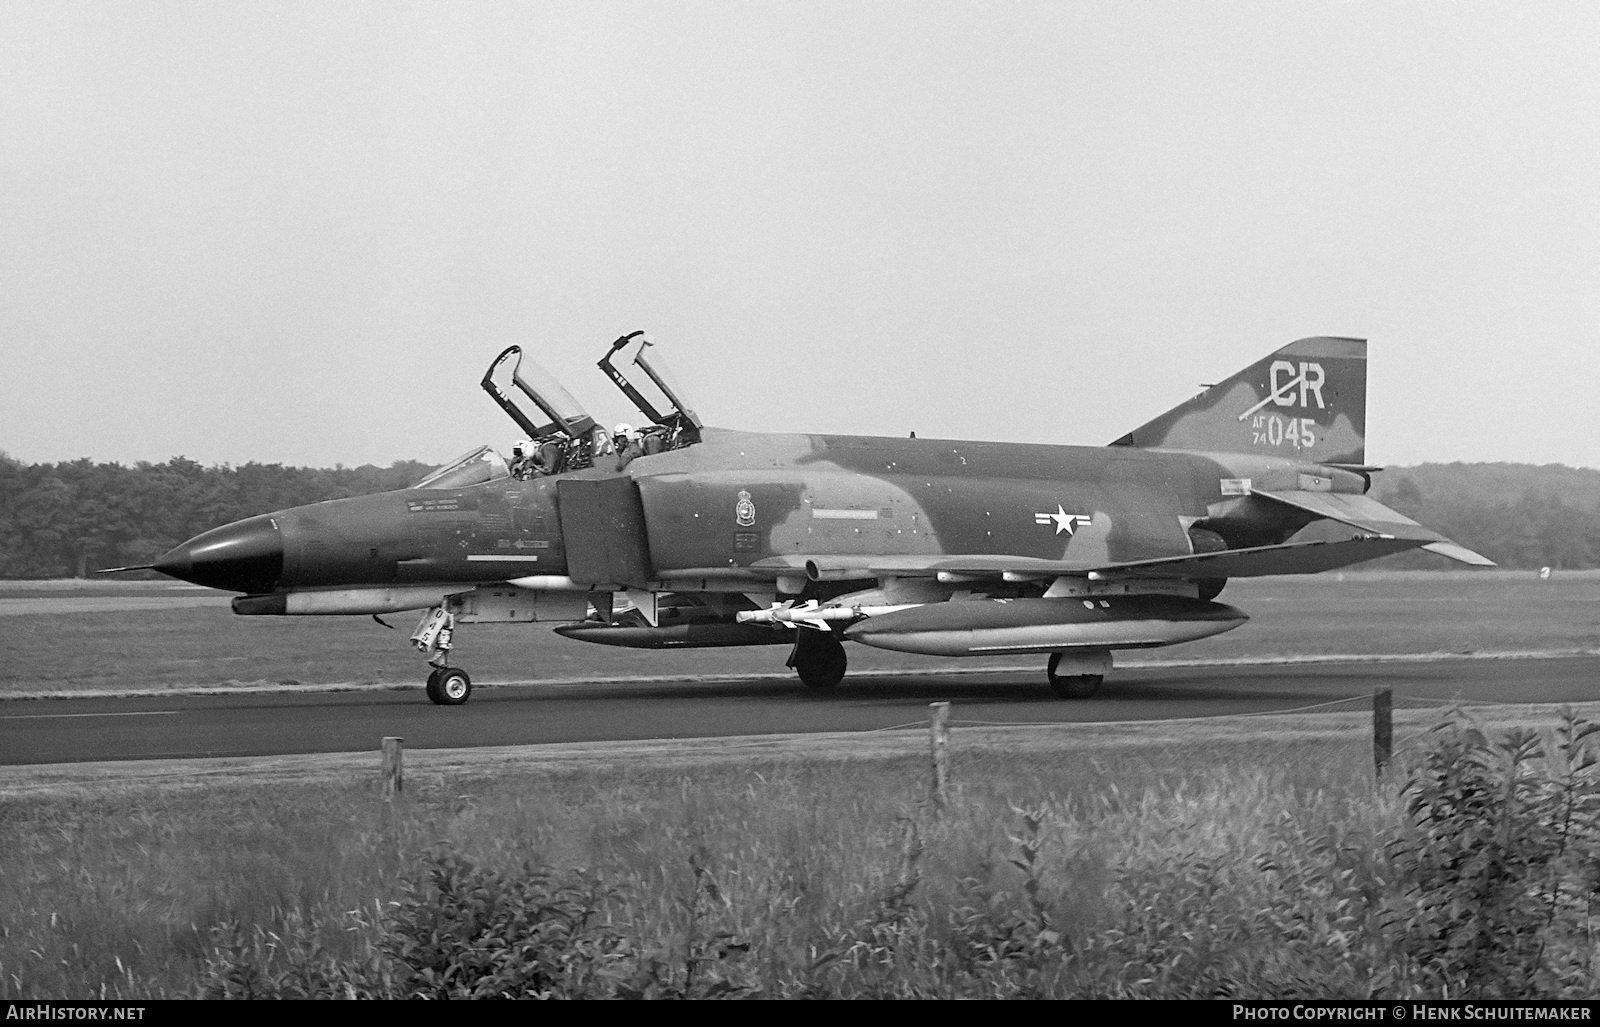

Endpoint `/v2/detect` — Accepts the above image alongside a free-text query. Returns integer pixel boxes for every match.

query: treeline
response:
[2,454,1598,578]
[0,453,433,578]
[1370,462,1600,570]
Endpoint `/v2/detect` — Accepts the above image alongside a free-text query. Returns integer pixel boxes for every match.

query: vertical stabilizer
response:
[1112,337,1367,465]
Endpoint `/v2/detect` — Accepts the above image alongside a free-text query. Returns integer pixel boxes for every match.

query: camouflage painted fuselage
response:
[199,427,1388,600]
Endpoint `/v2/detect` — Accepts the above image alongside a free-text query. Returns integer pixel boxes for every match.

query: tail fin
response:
[1112,336,1367,465]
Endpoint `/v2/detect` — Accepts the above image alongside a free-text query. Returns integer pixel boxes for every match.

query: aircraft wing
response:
[751,490,1491,584]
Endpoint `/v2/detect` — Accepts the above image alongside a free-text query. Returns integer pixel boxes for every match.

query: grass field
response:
[6,570,1600,997]
[7,569,1600,696]
[5,704,1600,998]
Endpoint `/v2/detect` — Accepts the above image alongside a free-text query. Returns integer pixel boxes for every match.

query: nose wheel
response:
[426,667,473,706]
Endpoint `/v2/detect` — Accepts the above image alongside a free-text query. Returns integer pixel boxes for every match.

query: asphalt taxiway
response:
[4,655,1599,766]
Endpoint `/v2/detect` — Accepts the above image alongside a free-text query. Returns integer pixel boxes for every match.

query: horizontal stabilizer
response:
[1253,489,1494,566]
[1252,490,1442,542]
[1421,541,1497,566]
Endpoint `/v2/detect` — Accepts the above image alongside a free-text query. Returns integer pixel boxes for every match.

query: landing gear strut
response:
[413,607,472,706]
[1047,651,1110,699]
[789,630,847,690]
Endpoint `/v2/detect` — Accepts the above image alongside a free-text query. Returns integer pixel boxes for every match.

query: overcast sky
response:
[3,1,1596,472]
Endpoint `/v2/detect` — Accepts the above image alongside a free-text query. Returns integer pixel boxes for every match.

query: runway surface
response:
[5,655,1600,766]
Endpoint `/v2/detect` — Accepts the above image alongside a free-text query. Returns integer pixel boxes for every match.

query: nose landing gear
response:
[413,607,473,706]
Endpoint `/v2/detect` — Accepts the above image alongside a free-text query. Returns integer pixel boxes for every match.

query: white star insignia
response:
[1035,505,1092,535]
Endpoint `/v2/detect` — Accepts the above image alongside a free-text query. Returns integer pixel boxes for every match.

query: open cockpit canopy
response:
[598,331,702,445]
[481,345,597,442]
[470,333,703,481]
[479,344,611,478]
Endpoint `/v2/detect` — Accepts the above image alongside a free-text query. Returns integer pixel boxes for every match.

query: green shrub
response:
[382,849,635,999]
[1386,709,1600,997]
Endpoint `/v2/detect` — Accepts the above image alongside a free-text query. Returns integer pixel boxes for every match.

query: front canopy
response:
[412,445,509,489]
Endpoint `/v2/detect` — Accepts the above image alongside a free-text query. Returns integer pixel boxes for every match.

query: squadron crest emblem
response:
[735,490,756,527]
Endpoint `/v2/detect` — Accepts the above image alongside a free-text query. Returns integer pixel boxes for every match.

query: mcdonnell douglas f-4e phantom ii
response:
[131,332,1492,705]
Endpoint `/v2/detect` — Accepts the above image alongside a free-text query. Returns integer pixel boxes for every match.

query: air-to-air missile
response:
[115,330,1492,704]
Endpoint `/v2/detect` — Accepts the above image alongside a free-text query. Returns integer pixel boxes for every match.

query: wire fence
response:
[888,688,1600,814]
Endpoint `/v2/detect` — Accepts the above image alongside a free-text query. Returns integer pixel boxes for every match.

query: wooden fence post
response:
[1373,689,1392,776]
[929,702,950,810]
[382,736,404,799]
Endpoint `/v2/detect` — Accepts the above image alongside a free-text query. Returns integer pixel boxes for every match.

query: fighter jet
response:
[130,331,1492,705]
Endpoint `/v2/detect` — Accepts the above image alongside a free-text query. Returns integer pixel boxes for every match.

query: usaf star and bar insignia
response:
[1035,504,1092,536]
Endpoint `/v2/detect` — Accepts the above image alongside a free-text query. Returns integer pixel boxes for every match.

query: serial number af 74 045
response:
[1249,414,1317,451]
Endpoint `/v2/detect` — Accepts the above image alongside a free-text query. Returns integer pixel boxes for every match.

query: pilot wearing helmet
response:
[509,439,535,480]
[613,422,643,469]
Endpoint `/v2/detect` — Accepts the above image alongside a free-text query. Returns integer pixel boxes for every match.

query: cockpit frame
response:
[598,331,703,450]
[479,345,617,478]
[480,345,598,442]
[471,333,704,483]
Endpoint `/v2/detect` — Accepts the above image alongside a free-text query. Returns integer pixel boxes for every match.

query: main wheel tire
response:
[1048,673,1103,699]
[1047,653,1103,699]
[432,667,472,706]
[790,632,847,690]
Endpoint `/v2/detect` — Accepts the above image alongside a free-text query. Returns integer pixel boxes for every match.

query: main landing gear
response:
[1046,651,1110,699]
[789,630,847,690]
[412,606,473,706]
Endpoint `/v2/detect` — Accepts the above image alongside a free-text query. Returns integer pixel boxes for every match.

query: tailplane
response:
[1113,336,1367,466]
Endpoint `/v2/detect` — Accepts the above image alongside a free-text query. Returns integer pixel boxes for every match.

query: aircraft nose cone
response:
[153,515,284,593]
